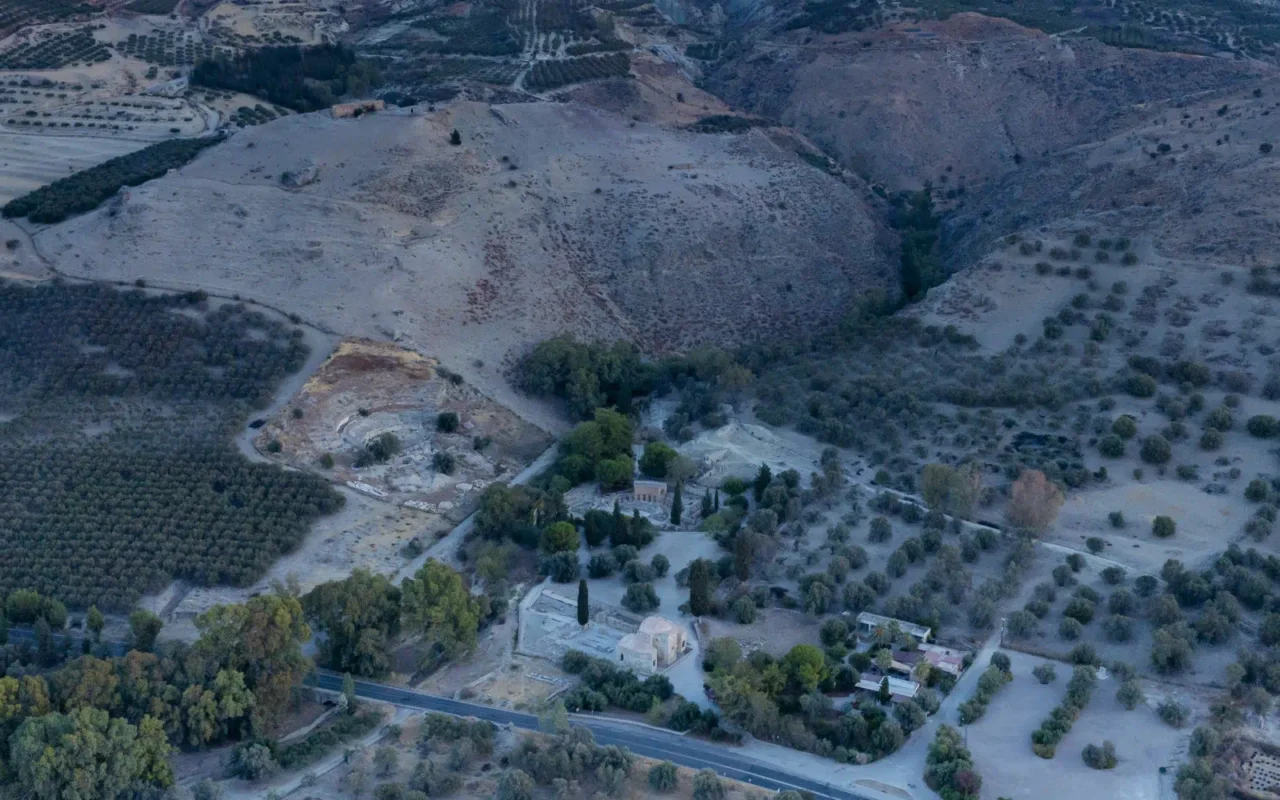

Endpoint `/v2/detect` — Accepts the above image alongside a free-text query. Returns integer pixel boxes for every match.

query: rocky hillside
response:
[703,14,1271,191]
[36,101,897,421]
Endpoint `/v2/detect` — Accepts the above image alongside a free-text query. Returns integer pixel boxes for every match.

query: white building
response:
[614,616,687,675]
[855,612,932,643]
[856,673,920,702]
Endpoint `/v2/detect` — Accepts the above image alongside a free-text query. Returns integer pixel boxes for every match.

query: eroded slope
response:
[37,100,897,424]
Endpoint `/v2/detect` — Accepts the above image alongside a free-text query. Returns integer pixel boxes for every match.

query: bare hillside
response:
[705,14,1271,191]
[35,101,897,423]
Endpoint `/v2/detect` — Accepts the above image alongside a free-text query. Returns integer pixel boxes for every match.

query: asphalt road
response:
[313,673,874,800]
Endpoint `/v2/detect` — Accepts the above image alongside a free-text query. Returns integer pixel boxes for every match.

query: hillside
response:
[703,14,1271,191]
[35,100,898,424]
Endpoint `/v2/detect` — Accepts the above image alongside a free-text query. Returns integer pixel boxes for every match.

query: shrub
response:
[587,554,616,578]
[639,442,678,479]
[1066,553,1086,572]
[1059,617,1083,640]
[1152,516,1176,538]
[432,451,456,474]
[1134,575,1158,596]
[1033,663,1057,684]
[649,761,678,792]
[540,552,580,583]
[1247,478,1270,502]
[1108,511,1125,528]
[1082,741,1117,770]
[1112,416,1138,439]
[1248,415,1279,438]
[1199,429,1222,451]
[436,411,460,432]
[1116,679,1144,710]
[1102,614,1134,642]
[1100,566,1125,585]
[869,516,893,543]
[1157,699,1189,728]
[1140,435,1172,464]
[1204,407,1234,432]
[1006,609,1038,638]
[622,583,659,612]
[1098,435,1124,457]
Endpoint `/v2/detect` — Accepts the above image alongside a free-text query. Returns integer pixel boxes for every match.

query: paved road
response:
[313,672,876,800]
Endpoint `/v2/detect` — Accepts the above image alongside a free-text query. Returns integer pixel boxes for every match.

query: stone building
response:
[614,616,687,675]
[633,479,667,503]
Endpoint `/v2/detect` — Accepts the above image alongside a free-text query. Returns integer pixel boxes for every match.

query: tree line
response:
[2,136,224,224]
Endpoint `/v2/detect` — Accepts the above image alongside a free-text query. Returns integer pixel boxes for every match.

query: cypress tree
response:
[612,500,624,541]
[753,464,772,502]
[714,489,720,511]
[688,559,712,617]
[342,672,358,713]
[577,579,589,627]
[701,489,713,518]
[879,676,892,704]
[0,606,6,647]
[671,481,683,525]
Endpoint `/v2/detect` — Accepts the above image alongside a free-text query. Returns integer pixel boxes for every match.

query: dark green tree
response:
[688,558,713,617]
[701,489,713,518]
[671,481,683,525]
[128,609,163,653]
[577,579,589,628]
[753,464,772,502]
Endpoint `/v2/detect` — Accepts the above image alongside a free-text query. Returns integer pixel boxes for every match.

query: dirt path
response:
[231,324,339,464]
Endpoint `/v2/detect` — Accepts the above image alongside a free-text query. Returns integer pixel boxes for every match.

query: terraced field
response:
[0,28,110,71]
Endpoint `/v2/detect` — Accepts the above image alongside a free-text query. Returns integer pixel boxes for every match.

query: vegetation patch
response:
[191,44,381,112]
[3,135,224,224]
[525,53,630,92]
[0,28,109,70]
[687,115,768,134]
[0,282,343,609]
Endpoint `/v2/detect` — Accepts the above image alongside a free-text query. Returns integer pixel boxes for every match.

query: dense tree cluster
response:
[0,282,342,609]
[191,44,380,112]
[897,186,944,300]
[924,725,981,800]
[515,337,656,420]
[561,651,727,738]
[303,569,402,678]
[3,136,224,223]
[0,593,311,796]
[704,640,907,761]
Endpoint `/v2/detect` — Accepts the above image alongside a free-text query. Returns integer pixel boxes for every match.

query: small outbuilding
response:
[633,479,667,503]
